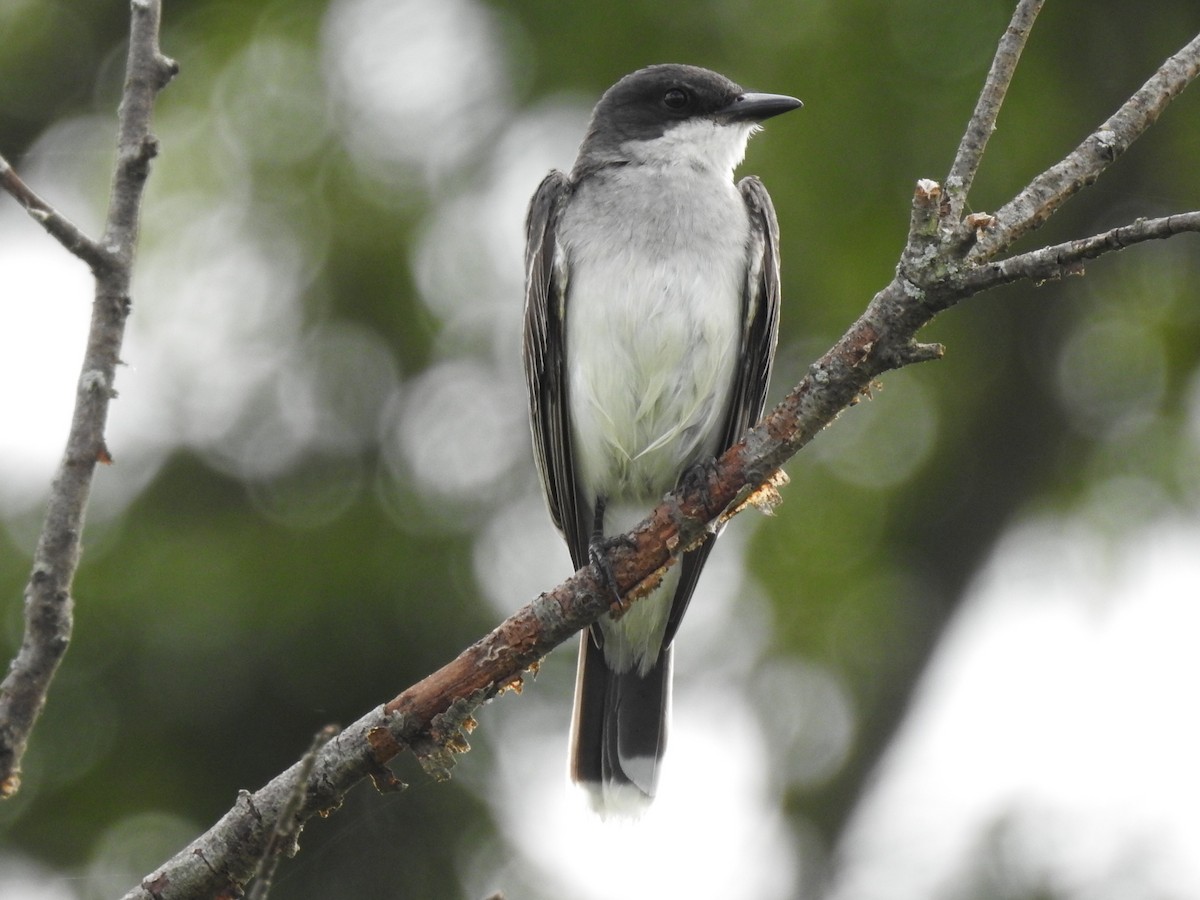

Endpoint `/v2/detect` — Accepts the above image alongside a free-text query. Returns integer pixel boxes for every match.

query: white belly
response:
[560,169,749,521]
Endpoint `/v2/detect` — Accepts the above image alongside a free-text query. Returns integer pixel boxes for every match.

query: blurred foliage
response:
[2,1,1200,898]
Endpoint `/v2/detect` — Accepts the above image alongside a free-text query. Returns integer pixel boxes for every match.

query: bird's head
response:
[576,64,801,176]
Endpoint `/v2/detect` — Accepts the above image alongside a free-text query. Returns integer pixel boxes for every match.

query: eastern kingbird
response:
[523,64,800,815]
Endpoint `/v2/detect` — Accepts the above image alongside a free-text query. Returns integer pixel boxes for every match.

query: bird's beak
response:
[719,92,803,122]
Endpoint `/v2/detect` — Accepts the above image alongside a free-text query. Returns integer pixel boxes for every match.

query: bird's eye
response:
[663,88,689,110]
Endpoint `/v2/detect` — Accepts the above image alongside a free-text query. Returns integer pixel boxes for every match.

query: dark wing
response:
[523,171,591,569]
[663,175,783,646]
[721,176,783,447]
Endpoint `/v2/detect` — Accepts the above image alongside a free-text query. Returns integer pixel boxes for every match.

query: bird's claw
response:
[589,532,637,611]
[679,458,719,508]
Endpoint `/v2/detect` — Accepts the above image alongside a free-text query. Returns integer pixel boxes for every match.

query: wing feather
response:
[523,171,592,569]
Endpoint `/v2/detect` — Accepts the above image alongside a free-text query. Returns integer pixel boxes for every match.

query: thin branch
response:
[955,212,1200,295]
[0,155,111,271]
[246,726,339,900]
[0,0,176,799]
[945,0,1045,221]
[972,29,1200,260]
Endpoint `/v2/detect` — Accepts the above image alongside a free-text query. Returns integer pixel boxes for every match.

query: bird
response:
[522,63,800,816]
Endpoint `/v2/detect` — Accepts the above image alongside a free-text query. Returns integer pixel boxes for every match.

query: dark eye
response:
[663,88,689,110]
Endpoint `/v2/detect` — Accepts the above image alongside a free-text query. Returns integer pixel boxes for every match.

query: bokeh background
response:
[2,1,1200,898]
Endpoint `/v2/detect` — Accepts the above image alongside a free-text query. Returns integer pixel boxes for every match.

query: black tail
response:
[568,631,672,815]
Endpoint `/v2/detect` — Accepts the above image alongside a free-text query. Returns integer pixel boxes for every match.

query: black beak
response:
[718,91,803,122]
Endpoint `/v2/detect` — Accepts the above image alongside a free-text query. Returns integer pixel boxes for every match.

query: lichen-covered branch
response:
[0,0,176,798]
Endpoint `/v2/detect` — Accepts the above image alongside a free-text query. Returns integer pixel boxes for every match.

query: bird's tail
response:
[568,631,672,818]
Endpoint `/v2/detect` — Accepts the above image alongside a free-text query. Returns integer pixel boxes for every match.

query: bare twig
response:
[246,726,339,900]
[973,30,1200,260]
[945,0,1045,221]
[956,212,1200,294]
[0,156,110,270]
[0,0,176,798]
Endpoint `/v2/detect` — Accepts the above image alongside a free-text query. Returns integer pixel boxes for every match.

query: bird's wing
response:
[664,175,783,646]
[523,171,591,569]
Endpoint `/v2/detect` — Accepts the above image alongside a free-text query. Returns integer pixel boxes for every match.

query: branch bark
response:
[0,0,176,797]
[956,212,1200,293]
[122,17,1200,900]
[945,0,1045,221]
[0,158,109,271]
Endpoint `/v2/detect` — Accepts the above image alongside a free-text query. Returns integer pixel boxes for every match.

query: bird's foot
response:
[678,457,719,513]
[589,531,637,613]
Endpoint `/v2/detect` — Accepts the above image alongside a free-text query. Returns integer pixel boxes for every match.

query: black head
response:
[575,64,801,166]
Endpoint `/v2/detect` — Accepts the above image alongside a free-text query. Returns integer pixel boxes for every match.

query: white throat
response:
[621,118,759,177]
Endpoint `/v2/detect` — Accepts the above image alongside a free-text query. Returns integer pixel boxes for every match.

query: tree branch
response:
[0,156,110,271]
[972,29,1200,260]
[0,0,176,798]
[122,18,1200,900]
[945,0,1045,222]
[245,726,339,900]
[956,212,1200,295]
